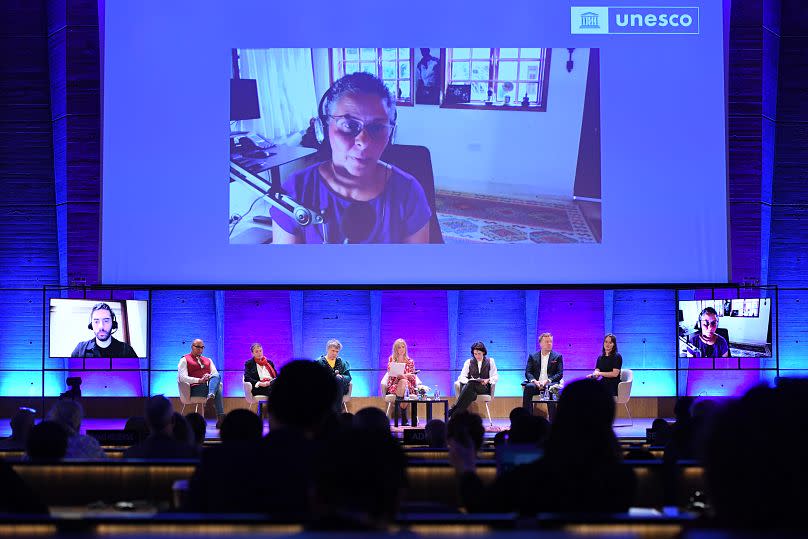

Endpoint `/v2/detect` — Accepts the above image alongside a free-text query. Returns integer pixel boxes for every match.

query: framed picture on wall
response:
[414,48,443,105]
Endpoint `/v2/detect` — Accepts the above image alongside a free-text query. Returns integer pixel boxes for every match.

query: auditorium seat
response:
[6,458,705,510]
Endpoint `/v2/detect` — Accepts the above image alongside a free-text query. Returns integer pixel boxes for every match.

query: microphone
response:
[341,202,376,243]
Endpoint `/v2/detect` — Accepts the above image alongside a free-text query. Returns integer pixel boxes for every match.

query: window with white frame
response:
[330,48,413,105]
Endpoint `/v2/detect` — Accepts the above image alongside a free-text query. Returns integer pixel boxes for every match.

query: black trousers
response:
[453,382,491,413]
[251,385,272,398]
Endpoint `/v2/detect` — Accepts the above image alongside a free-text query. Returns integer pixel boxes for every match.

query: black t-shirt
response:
[70,337,139,358]
[596,353,623,396]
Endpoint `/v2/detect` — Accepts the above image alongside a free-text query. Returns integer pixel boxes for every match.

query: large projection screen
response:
[101,1,729,285]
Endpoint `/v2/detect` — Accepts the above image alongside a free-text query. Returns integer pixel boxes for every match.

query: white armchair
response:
[243,378,269,415]
[453,380,496,427]
[177,358,207,414]
[342,381,353,413]
[615,368,634,426]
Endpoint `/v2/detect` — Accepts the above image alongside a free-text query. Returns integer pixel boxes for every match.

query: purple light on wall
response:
[380,290,450,396]
[223,290,293,371]
[223,290,293,397]
[44,370,144,397]
[537,290,604,371]
[684,370,774,397]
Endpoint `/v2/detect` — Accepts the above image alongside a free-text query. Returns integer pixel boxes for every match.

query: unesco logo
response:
[571,6,700,34]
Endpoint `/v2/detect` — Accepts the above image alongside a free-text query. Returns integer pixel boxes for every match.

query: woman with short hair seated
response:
[244,342,277,399]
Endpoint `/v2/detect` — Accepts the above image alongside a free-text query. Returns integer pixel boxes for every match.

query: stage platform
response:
[0,416,657,441]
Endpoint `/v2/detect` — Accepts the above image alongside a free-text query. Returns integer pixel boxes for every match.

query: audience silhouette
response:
[703,379,808,529]
[309,427,406,530]
[184,412,207,448]
[186,360,339,515]
[0,407,36,451]
[123,396,196,459]
[26,421,68,461]
[451,379,636,514]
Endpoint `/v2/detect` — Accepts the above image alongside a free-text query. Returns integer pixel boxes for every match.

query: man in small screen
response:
[70,302,138,358]
[687,307,730,358]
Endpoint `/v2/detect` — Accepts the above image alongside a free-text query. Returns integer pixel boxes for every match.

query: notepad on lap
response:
[388,362,406,377]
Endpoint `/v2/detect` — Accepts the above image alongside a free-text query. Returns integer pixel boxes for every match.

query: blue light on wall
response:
[0,371,42,397]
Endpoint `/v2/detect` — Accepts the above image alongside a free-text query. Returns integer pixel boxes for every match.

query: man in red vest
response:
[179,339,225,428]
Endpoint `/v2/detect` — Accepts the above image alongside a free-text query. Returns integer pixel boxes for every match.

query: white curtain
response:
[238,48,318,141]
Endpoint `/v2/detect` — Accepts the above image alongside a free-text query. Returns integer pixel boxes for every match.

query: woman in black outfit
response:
[587,333,623,396]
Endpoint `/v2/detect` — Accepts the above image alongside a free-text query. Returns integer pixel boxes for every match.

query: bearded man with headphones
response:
[70,302,139,358]
[687,306,730,358]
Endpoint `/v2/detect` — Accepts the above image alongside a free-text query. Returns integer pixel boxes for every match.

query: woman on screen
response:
[687,307,730,358]
[586,333,623,396]
[271,72,431,244]
[385,338,417,420]
[243,343,277,399]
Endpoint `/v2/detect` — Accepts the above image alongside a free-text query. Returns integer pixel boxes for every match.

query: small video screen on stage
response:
[48,299,148,358]
[228,47,602,246]
[677,298,772,358]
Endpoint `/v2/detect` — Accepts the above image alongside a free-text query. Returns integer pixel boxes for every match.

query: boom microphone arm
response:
[229,160,324,227]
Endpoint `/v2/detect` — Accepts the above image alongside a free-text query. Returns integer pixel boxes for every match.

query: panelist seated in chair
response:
[178,339,225,428]
[586,333,623,397]
[271,72,431,244]
[448,341,499,418]
[522,332,564,413]
[316,338,352,410]
[244,342,277,398]
[385,338,418,421]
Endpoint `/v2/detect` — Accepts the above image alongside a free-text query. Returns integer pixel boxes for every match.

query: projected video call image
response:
[677,298,772,359]
[229,47,602,245]
[49,299,148,358]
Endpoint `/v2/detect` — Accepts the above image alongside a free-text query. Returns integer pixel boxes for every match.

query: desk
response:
[394,397,449,427]
[231,144,317,184]
[229,144,317,244]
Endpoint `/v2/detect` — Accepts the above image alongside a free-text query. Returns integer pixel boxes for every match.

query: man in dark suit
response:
[523,333,564,419]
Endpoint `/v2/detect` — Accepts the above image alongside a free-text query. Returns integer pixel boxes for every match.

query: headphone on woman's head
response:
[313,86,332,145]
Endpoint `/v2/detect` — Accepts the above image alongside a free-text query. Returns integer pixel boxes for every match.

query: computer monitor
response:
[230,78,260,121]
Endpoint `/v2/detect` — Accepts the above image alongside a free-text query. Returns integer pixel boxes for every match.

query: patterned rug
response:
[436,190,599,244]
